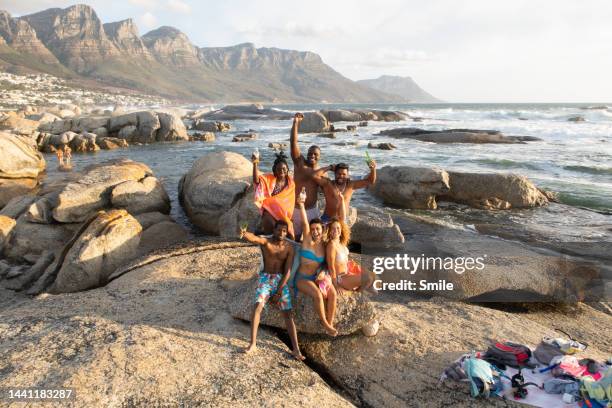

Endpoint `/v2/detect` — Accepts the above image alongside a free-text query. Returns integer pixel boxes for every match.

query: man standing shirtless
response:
[316,161,377,223]
[290,112,327,240]
[240,220,304,360]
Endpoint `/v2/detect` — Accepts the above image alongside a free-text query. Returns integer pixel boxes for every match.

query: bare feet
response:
[291,350,306,361]
[243,344,257,355]
[324,324,338,337]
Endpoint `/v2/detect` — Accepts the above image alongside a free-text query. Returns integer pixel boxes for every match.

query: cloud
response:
[237,22,345,39]
[138,12,158,29]
[166,0,191,14]
[128,0,160,8]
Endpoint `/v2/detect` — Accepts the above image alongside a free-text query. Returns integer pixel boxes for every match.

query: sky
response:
[3,0,612,102]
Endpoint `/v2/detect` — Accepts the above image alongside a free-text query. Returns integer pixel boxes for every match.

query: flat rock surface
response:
[0,243,353,407]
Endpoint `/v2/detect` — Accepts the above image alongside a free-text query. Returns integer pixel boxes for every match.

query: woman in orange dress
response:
[252,151,296,239]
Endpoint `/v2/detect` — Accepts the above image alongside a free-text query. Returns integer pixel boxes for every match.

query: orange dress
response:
[254,174,296,237]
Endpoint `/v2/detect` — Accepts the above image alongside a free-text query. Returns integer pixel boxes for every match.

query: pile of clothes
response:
[440,334,611,407]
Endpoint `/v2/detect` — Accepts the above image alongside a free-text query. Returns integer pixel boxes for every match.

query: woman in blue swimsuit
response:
[294,190,338,337]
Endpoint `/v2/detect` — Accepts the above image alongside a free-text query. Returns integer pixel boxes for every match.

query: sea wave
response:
[563,165,612,176]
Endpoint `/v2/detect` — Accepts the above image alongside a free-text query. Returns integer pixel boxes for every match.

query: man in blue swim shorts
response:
[239,220,304,360]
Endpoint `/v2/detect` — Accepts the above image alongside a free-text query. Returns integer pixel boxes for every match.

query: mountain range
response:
[357,75,441,103]
[0,4,438,103]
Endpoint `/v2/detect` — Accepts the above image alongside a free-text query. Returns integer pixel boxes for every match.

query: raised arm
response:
[240,230,268,246]
[351,160,377,189]
[251,154,261,185]
[290,113,303,162]
[297,199,310,238]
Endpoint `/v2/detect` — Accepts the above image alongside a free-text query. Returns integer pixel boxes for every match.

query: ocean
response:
[43,103,612,246]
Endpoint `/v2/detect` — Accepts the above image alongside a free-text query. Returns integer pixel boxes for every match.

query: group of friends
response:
[239,113,378,360]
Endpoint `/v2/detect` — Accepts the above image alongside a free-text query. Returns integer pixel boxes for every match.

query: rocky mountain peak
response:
[0,10,60,65]
[104,18,151,58]
[21,4,119,72]
[142,26,198,66]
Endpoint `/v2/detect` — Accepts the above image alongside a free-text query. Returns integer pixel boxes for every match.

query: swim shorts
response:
[255,272,292,311]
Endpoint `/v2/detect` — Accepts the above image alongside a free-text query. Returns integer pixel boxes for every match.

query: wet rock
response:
[157,112,188,141]
[50,209,142,293]
[299,112,330,133]
[378,128,535,143]
[368,142,396,150]
[193,120,218,132]
[370,166,450,209]
[346,125,357,131]
[321,109,363,122]
[317,133,336,139]
[230,276,375,335]
[191,132,215,142]
[232,133,257,142]
[69,132,99,152]
[202,104,292,121]
[568,116,586,122]
[443,172,549,209]
[359,121,368,127]
[268,142,287,150]
[116,124,138,142]
[97,137,128,150]
[91,126,108,138]
[110,176,171,215]
[71,116,109,133]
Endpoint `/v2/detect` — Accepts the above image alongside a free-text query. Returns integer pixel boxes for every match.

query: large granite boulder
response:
[351,207,405,248]
[444,172,549,209]
[378,128,540,144]
[299,112,330,133]
[71,116,110,133]
[52,159,153,223]
[369,166,450,209]
[300,300,611,406]
[179,151,253,234]
[157,112,188,141]
[0,178,38,208]
[110,176,171,215]
[49,209,142,293]
[321,110,363,122]
[230,275,375,335]
[202,104,292,121]
[0,112,40,136]
[69,132,99,152]
[3,216,79,261]
[0,132,46,178]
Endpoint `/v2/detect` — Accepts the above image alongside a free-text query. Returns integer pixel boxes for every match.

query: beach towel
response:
[254,173,296,237]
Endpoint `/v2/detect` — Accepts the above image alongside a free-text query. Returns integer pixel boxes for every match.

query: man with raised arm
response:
[239,220,304,360]
[315,160,377,224]
[289,112,328,240]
